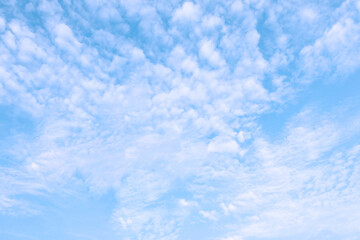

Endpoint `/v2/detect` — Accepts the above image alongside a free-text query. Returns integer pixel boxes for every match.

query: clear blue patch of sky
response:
[0,189,118,240]
[258,69,360,140]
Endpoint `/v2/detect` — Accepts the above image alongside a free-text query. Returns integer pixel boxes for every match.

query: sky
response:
[0,0,360,239]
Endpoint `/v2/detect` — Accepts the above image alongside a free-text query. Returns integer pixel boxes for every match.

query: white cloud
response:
[0,17,5,33]
[119,0,144,16]
[300,16,360,81]
[213,107,360,239]
[2,30,17,50]
[18,37,47,62]
[178,198,198,208]
[8,20,35,39]
[201,15,223,29]
[54,23,82,54]
[208,136,241,154]
[199,39,225,67]
[172,2,201,23]
[220,202,237,215]
[236,131,246,143]
[299,8,318,22]
[241,77,268,100]
[130,47,146,62]
[231,0,244,13]
[199,210,217,221]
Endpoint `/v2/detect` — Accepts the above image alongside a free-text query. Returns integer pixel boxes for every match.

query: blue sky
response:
[1,0,360,239]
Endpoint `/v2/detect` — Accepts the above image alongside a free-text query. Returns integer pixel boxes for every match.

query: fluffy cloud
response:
[172,2,201,23]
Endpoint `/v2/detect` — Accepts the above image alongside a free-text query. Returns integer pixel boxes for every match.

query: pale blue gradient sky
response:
[1,0,360,239]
